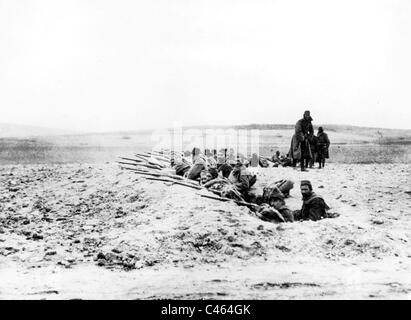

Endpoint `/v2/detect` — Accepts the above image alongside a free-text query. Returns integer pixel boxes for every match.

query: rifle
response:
[134,153,166,168]
[145,177,203,190]
[119,157,144,163]
[197,193,285,222]
[121,166,200,185]
[117,161,162,171]
[197,193,259,211]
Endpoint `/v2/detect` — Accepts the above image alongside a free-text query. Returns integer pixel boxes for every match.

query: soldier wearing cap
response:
[293,180,330,221]
[290,110,314,171]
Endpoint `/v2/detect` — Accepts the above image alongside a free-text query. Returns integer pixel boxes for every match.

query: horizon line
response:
[1,121,410,139]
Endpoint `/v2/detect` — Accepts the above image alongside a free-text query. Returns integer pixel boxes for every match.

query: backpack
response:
[262,183,284,202]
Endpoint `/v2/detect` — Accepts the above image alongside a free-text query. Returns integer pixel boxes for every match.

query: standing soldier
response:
[317,127,330,168]
[290,110,314,171]
[308,133,318,168]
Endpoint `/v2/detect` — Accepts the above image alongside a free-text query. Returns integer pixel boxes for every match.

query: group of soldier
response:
[289,110,331,171]
[171,129,332,223]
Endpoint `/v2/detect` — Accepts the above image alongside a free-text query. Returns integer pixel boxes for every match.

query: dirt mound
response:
[0,164,279,271]
[1,163,409,275]
[92,178,277,270]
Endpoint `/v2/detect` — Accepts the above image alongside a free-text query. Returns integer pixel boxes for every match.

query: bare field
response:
[0,126,410,299]
[0,163,410,299]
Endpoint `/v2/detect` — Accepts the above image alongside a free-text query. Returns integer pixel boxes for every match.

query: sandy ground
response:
[0,163,410,299]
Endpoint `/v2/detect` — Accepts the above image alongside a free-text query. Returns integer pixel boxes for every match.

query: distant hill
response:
[0,123,76,138]
[87,123,411,140]
[182,123,411,134]
[75,123,411,137]
[1,122,410,140]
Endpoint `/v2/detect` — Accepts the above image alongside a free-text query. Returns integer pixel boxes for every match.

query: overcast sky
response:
[1,0,410,132]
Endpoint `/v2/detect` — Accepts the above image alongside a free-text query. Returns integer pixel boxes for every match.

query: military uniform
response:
[294,193,330,221]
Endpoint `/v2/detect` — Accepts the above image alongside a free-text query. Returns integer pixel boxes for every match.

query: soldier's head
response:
[303,110,313,121]
[269,196,285,210]
[276,150,280,156]
[192,147,202,161]
[231,166,242,179]
[228,159,237,167]
[209,167,218,179]
[300,180,313,198]
[200,169,214,184]
[318,126,324,133]
[192,147,201,156]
